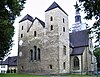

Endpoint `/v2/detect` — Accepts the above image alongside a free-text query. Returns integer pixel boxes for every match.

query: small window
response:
[51,25,53,30]
[1,65,5,68]
[34,31,36,37]
[63,62,66,69]
[63,27,65,32]
[63,18,64,23]
[49,65,52,69]
[30,49,33,60]
[63,45,66,55]
[38,48,41,60]
[21,34,23,38]
[1,70,5,73]
[34,46,37,60]
[22,26,23,30]
[50,16,53,21]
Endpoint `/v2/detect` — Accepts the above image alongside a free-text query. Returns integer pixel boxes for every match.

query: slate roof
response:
[19,14,33,23]
[69,30,89,55]
[69,30,89,48]
[45,1,68,16]
[2,56,17,66]
[70,47,85,56]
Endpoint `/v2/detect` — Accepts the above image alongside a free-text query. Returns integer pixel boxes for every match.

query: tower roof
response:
[19,14,33,23]
[45,1,68,16]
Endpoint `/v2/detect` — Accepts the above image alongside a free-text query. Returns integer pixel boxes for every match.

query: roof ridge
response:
[19,14,33,23]
[45,1,68,16]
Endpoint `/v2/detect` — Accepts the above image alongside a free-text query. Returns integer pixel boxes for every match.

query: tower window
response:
[21,34,23,38]
[34,46,37,60]
[63,45,66,55]
[63,18,64,23]
[38,48,41,60]
[63,62,66,69]
[49,65,52,69]
[34,31,36,37]
[63,27,65,32]
[30,49,33,60]
[50,16,53,21]
[51,25,53,30]
[22,26,23,30]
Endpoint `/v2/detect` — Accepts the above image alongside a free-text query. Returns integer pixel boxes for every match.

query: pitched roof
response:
[3,56,17,66]
[70,47,85,56]
[19,14,33,23]
[45,1,68,16]
[69,30,89,48]
[27,17,45,32]
[35,17,45,27]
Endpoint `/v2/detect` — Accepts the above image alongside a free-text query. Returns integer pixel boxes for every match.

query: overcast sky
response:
[9,0,94,56]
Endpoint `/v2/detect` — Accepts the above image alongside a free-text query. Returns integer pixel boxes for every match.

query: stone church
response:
[18,2,97,75]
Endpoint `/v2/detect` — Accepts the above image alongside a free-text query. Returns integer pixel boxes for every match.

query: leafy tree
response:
[93,47,100,69]
[0,0,26,60]
[75,0,100,46]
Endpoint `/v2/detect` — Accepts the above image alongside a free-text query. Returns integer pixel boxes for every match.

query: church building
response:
[18,2,97,75]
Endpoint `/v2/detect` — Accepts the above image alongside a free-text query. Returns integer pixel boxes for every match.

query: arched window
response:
[63,62,66,69]
[22,26,23,30]
[73,56,79,70]
[49,65,52,69]
[21,34,23,38]
[38,48,40,60]
[34,31,36,37]
[34,46,37,60]
[50,16,53,21]
[51,25,53,30]
[63,27,65,32]
[30,49,33,60]
[63,18,64,23]
[63,45,66,55]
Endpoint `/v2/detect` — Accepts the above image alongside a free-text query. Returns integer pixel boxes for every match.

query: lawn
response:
[0,73,99,77]
[0,73,50,77]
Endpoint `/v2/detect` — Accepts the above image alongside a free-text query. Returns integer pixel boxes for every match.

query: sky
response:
[9,0,94,56]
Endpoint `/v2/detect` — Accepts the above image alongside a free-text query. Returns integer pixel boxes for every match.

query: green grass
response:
[0,73,50,77]
[0,73,99,77]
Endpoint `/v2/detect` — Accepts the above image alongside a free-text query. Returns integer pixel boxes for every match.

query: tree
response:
[93,47,100,69]
[0,0,26,60]
[75,0,100,46]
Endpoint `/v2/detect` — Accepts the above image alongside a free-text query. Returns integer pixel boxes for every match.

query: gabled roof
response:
[70,30,89,56]
[27,17,45,32]
[19,14,33,23]
[35,17,45,27]
[2,56,17,66]
[70,47,85,56]
[45,1,68,16]
[69,30,89,48]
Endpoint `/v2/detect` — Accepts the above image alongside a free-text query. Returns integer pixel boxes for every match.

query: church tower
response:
[71,3,88,32]
[71,9,82,32]
[44,2,70,74]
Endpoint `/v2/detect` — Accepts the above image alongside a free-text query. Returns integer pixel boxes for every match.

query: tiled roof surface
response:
[70,30,89,55]
[70,47,85,55]
[69,30,89,48]
[2,56,17,66]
